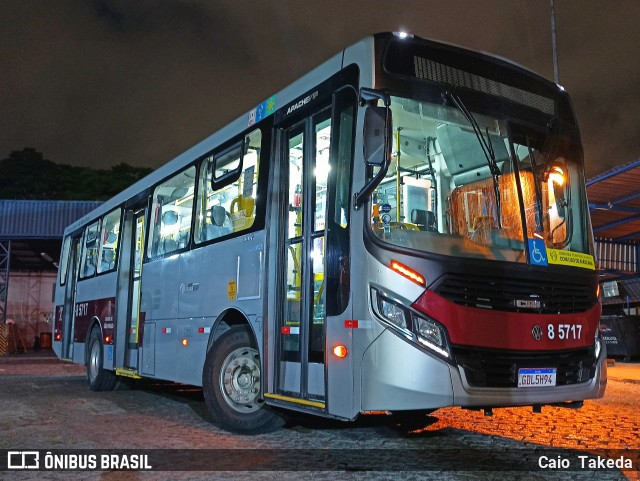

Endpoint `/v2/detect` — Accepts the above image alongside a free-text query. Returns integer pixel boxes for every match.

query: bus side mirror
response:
[354,88,392,210]
[363,105,390,167]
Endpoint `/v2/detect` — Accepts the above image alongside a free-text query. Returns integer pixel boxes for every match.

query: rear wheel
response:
[202,326,283,433]
[87,327,118,391]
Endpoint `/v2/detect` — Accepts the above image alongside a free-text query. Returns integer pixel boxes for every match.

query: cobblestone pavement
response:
[0,354,638,481]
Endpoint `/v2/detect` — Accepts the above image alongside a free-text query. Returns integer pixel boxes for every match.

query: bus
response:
[53,32,606,433]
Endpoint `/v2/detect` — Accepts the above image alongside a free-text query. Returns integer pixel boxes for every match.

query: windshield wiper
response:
[525,135,545,233]
[443,91,502,228]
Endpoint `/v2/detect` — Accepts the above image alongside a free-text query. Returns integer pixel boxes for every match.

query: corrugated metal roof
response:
[587,159,640,242]
[0,200,102,239]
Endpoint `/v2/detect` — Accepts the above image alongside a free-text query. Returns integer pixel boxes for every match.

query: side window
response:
[195,129,262,243]
[326,89,356,316]
[333,102,354,228]
[79,221,100,279]
[59,236,71,285]
[97,208,121,273]
[148,167,196,259]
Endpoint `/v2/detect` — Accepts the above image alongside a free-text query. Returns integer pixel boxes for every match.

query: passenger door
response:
[275,110,330,403]
[61,235,81,360]
[114,204,146,371]
[272,87,355,407]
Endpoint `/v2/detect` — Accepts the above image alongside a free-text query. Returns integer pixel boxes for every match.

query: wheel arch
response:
[84,316,102,366]
[207,308,258,353]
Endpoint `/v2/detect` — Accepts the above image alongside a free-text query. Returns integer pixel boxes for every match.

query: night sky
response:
[1,0,638,178]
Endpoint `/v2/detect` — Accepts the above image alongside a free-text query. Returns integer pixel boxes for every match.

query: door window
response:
[80,221,100,278]
[97,208,121,274]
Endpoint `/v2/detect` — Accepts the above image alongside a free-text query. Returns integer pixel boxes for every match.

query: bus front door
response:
[273,108,332,408]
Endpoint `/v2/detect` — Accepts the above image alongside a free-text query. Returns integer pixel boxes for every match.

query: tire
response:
[87,327,118,392]
[202,326,284,433]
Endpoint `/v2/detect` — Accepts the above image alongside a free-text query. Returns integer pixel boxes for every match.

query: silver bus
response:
[53,32,606,433]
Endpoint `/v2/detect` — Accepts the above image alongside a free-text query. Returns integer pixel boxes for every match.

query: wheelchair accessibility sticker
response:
[528,239,548,266]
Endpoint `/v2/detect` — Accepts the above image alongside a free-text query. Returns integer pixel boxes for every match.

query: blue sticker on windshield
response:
[528,239,548,266]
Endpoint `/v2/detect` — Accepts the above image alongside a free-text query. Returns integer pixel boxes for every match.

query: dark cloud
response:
[1,0,638,178]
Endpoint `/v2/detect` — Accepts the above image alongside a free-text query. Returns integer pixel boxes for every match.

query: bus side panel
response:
[140,254,180,381]
[177,232,267,387]
[323,38,375,421]
[73,273,117,368]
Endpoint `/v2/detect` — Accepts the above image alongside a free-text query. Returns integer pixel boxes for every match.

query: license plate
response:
[517,368,557,387]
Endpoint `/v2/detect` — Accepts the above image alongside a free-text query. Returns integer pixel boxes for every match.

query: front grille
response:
[432,273,595,314]
[454,346,596,388]
[413,56,555,115]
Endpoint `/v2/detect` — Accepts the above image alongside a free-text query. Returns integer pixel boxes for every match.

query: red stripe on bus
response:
[412,290,600,351]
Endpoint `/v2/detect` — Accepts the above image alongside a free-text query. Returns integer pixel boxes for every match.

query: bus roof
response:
[63,31,563,235]
[63,34,375,235]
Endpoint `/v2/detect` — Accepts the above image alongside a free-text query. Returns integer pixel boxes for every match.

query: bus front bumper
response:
[360,329,607,412]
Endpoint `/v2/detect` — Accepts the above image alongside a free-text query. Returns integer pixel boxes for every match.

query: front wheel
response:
[202,326,283,433]
[87,327,118,391]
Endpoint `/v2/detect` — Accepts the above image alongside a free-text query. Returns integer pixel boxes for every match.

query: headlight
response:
[378,296,408,330]
[371,287,451,360]
[372,290,409,332]
[413,314,449,358]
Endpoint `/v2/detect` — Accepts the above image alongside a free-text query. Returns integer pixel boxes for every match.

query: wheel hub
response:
[220,347,263,412]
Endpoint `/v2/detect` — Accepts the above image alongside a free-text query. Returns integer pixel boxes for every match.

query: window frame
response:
[79,220,101,280]
[193,124,269,248]
[58,236,71,286]
[211,140,244,191]
[96,207,123,275]
[146,165,198,261]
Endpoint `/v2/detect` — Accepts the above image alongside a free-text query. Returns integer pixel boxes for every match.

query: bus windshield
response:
[369,95,592,263]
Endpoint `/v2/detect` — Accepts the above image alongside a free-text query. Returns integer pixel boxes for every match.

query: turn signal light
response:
[104,336,111,344]
[182,338,189,347]
[391,260,425,286]
[333,345,348,358]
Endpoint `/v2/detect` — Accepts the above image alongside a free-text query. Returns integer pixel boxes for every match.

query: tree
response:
[0,148,152,200]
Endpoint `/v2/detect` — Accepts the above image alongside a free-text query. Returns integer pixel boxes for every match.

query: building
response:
[0,200,101,350]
